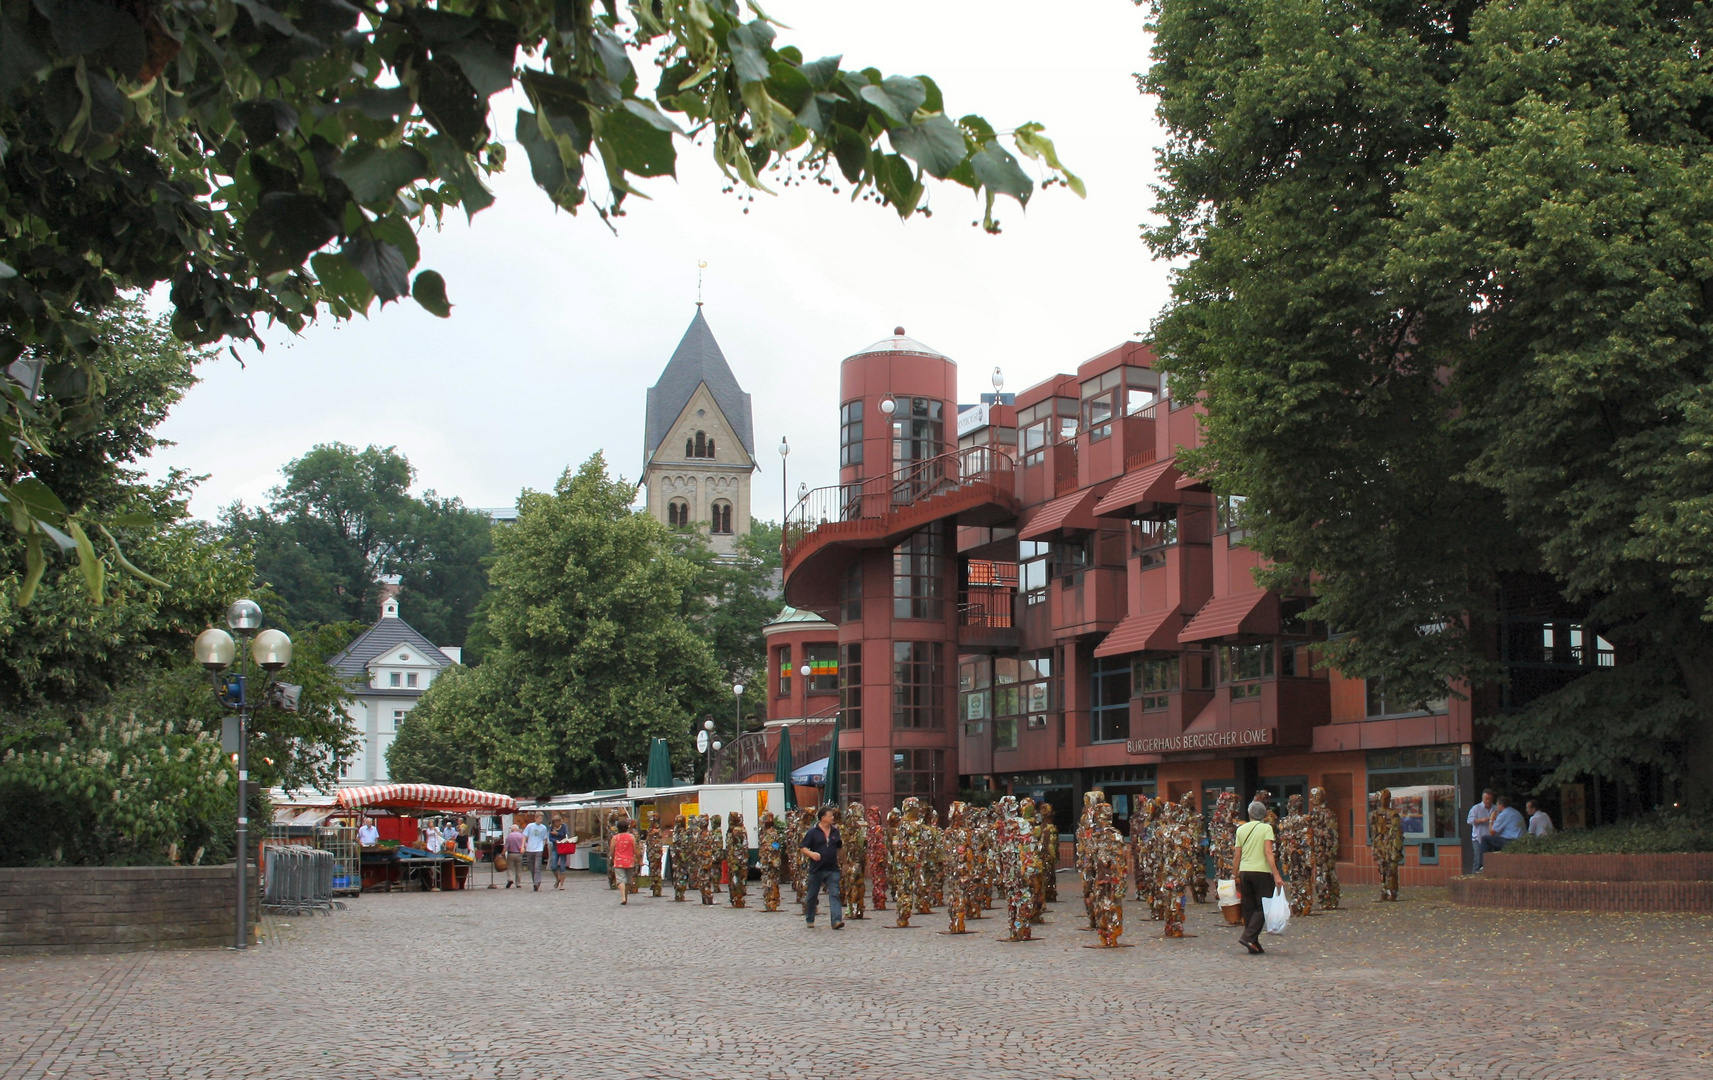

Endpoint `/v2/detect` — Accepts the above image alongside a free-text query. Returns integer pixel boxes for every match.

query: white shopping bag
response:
[1262,888,1290,935]
[1216,879,1238,907]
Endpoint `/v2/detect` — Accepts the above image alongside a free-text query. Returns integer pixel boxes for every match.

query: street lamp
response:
[193,599,292,950]
[733,682,745,740]
[879,396,896,417]
[778,436,790,525]
[992,366,1004,395]
[701,717,717,784]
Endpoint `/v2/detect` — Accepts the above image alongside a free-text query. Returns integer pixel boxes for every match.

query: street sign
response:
[696,730,709,753]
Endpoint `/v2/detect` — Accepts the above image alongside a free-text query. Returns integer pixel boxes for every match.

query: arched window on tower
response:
[694,431,708,458]
[668,499,689,527]
[706,437,715,458]
[711,500,733,534]
[686,436,694,458]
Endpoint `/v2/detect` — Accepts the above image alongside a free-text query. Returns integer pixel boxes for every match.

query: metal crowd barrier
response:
[263,846,337,915]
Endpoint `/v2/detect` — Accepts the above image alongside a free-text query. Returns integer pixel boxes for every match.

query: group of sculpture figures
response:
[597,783,1412,945]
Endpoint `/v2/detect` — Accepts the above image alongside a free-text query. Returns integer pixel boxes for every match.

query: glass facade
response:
[892,748,945,809]
[893,524,946,620]
[840,401,864,467]
[893,641,945,729]
[804,645,839,693]
[839,643,863,729]
[1090,657,1131,743]
[1134,655,1178,711]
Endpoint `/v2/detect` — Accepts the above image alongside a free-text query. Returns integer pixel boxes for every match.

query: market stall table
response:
[336,784,518,893]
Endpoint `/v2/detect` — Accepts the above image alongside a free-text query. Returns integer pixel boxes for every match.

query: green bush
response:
[0,711,244,866]
[1502,813,1713,856]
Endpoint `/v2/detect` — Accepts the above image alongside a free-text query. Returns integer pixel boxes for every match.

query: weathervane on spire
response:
[697,260,708,307]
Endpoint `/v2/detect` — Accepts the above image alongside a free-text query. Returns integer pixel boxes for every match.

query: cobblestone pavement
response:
[2,875,1709,1080]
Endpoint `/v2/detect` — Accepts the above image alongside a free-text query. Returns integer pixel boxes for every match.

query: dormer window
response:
[688,431,716,459]
[390,672,401,687]
[407,673,418,688]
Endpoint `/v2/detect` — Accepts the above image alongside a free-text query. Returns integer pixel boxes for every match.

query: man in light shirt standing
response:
[357,819,379,847]
[1467,789,1497,872]
[523,813,550,892]
[1526,800,1555,837]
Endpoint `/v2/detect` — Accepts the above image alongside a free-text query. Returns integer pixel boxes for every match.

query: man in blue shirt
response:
[1467,789,1496,872]
[1487,797,1526,857]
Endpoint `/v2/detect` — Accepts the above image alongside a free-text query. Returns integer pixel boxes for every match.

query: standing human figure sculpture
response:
[1077,790,1105,929]
[1157,799,1197,938]
[1038,802,1059,904]
[1210,791,1240,883]
[1137,798,1166,918]
[725,811,749,908]
[1255,789,1280,833]
[1309,787,1341,910]
[888,800,924,927]
[645,812,665,897]
[973,805,997,914]
[841,802,869,920]
[995,796,1042,941]
[919,807,942,915]
[756,810,784,912]
[1181,791,1208,904]
[866,804,888,912]
[1369,788,1405,901]
[1090,802,1127,947]
[670,817,690,901]
[791,807,815,906]
[1278,793,1315,917]
[695,815,717,905]
[941,801,975,933]
[883,807,903,911]
[1018,798,1046,924]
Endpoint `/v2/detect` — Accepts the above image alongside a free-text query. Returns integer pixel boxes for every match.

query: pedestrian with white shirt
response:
[357,819,379,847]
[1526,801,1555,838]
[523,813,550,891]
[1468,789,1497,872]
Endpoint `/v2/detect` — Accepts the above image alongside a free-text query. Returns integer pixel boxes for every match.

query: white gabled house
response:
[329,590,461,785]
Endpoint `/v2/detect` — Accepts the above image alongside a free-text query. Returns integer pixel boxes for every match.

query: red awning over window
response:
[1093,608,1182,657]
[1093,460,1181,517]
[1018,488,1100,540]
[1177,591,1280,643]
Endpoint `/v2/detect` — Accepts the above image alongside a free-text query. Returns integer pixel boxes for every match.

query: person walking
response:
[504,820,526,889]
[1235,799,1284,955]
[523,813,550,891]
[549,814,572,890]
[610,819,639,904]
[800,806,845,929]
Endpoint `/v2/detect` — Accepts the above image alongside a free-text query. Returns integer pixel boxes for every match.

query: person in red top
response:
[609,819,639,905]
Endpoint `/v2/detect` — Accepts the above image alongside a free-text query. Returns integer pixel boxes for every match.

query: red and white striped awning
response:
[335,784,518,814]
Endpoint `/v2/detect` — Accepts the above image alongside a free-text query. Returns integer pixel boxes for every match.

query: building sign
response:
[956,403,991,438]
[1126,728,1276,755]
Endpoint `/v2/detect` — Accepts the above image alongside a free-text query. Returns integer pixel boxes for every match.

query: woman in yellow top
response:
[1234,799,1285,954]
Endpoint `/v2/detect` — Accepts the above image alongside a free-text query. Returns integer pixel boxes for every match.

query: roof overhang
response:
[1018,488,1100,540]
[1093,608,1183,657]
[1177,591,1281,643]
[1093,459,1181,517]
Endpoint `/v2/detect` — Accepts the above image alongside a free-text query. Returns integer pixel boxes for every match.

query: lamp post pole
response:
[733,683,745,745]
[777,437,790,547]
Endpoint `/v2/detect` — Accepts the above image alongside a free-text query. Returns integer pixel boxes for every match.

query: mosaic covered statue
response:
[756,810,784,912]
[694,814,717,905]
[840,802,869,920]
[883,807,903,912]
[1136,797,1165,919]
[1038,801,1059,904]
[995,795,1044,941]
[670,817,690,901]
[1181,791,1208,904]
[919,806,942,915]
[1077,789,1105,930]
[645,812,665,897]
[866,804,888,912]
[1209,791,1240,883]
[1156,799,1198,938]
[973,804,997,914]
[1090,802,1127,947]
[889,800,925,927]
[941,801,975,933]
[725,811,749,908]
[1017,798,1044,924]
[792,807,816,906]
[1278,793,1315,917]
[1369,788,1405,902]
[1309,787,1341,910]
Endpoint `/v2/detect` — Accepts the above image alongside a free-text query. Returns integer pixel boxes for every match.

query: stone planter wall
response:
[0,865,259,956]
[1449,852,1713,912]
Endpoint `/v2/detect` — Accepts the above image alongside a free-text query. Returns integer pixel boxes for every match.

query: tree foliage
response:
[1143,0,1713,797]
[671,517,782,730]
[223,442,492,646]
[0,0,1080,589]
[388,453,719,794]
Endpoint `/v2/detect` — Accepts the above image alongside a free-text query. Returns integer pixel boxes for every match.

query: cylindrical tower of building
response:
[835,329,961,816]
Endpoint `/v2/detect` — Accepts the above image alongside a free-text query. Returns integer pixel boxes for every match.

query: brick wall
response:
[0,865,259,956]
[1449,852,1713,912]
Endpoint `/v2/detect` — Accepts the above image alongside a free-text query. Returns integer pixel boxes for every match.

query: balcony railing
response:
[706,706,839,786]
[958,597,1015,629]
[784,444,1016,562]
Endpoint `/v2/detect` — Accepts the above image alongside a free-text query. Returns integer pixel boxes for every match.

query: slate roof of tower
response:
[329,616,454,679]
[644,309,755,460]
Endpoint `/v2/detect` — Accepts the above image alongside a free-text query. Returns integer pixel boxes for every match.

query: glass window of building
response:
[992,656,1022,749]
[893,641,945,729]
[668,498,690,527]
[804,645,839,693]
[689,430,717,459]
[893,524,946,619]
[838,643,862,729]
[840,563,863,620]
[711,500,734,534]
[1019,541,1050,606]
[1081,368,1121,441]
[1017,398,1076,466]
[1130,512,1178,569]
[839,748,862,800]
[1090,657,1131,742]
[406,672,418,688]
[1020,651,1053,727]
[891,397,944,474]
[892,748,945,809]
[1125,366,1161,416]
[1134,655,1178,711]
[1365,678,1450,718]
[1053,535,1091,587]
[1219,643,1274,699]
[776,645,792,697]
[958,654,991,732]
[1216,494,1249,544]
[1367,747,1460,843]
[390,671,401,687]
[840,401,864,467]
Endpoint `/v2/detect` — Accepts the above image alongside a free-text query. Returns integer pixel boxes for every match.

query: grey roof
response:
[329,617,454,679]
[644,309,755,461]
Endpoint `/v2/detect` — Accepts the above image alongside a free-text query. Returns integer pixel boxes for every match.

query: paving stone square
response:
[1,874,1709,1080]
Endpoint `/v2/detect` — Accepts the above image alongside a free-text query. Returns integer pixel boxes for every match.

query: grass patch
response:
[1503,813,1713,855]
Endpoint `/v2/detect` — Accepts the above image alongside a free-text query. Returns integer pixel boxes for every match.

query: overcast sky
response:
[146,0,1175,524]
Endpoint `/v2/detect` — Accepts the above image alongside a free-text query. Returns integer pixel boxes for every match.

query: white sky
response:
[147,0,1174,523]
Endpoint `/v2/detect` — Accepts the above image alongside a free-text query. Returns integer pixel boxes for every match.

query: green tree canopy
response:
[388,453,719,794]
[671,518,782,731]
[223,442,492,646]
[1,0,1080,588]
[1143,0,1713,798]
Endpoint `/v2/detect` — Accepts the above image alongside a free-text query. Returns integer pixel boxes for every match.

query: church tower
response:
[643,309,756,555]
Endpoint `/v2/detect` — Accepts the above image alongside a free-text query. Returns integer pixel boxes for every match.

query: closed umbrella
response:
[823,718,841,806]
[645,738,672,788]
[774,726,797,810]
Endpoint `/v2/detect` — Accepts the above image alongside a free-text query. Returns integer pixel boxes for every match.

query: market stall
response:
[335,784,518,892]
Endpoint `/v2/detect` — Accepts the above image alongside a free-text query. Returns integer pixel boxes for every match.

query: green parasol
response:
[822,718,840,807]
[774,727,797,810]
[645,737,673,788]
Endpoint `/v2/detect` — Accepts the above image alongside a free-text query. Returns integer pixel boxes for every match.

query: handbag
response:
[1262,887,1291,935]
[494,853,509,872]
[555,840,576,855]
